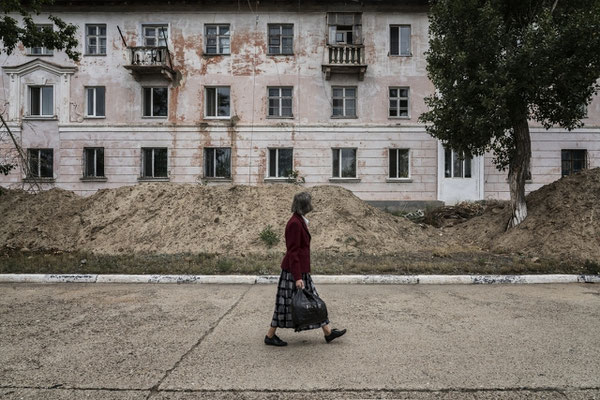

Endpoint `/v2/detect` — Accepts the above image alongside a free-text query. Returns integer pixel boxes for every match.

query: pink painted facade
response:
[0,1,598,205]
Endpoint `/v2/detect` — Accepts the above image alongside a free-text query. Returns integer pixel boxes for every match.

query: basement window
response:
[389,149,410,179]
[561,149,587,177]
[204,147,231,178]
[143,87,168,117]
[142,148,168,178]
[27,149,53,178]
[332,148,357,178]
[83,147,105,178]
[268,148,293,178]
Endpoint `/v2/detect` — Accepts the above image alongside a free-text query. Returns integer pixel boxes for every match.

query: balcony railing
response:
[124,46,175,80]
[322,44,367,80]
[327,44,365,65]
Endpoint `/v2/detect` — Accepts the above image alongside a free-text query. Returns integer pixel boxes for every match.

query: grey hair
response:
[291,192,313,215]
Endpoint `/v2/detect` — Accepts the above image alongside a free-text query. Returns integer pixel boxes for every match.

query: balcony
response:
[322,44,367,81]
[123,46,176,81]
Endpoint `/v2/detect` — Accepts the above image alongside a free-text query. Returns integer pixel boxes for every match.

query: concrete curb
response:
[0,274,598,284]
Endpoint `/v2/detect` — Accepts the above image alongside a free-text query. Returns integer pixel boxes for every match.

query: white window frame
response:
[142,87,168,118]
[267,87,293,118]
[205,24,231,55]
[388,148,411,180]
[28,24,54,56]
[332,148,357,178]
[83,147,105,178]
[389,87,410,118]
[142,24,168,47]
[85,86,106,118]
[444,148,472,178]
[205,86,231,119]
[390,24,411,56]
[28,85,54,117]
[267,24,294,55]
[85,24,107,55]
[141,147,169,179]
[332,86,357,118]
[267,148,294,178]
[204,147,232,179]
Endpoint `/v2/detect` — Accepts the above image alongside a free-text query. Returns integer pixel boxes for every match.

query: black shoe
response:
[264,334,287,346]
[325,328,347,343]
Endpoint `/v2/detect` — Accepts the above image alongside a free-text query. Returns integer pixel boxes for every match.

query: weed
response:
[259,225,280,248]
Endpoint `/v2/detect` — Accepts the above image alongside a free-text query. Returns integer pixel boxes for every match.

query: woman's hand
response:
[295,279,304,290]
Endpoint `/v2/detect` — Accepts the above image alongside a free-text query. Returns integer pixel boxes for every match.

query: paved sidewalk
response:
[1,283,599,399]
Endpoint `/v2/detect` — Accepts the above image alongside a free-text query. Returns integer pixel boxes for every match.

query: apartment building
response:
[0,0,598,207]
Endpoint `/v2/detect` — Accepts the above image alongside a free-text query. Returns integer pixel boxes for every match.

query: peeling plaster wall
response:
[0,4,599,202]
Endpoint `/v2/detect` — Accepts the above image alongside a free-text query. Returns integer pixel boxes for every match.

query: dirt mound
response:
[0,183,444,256]
[451,168,600,261]
[424,202,485,228]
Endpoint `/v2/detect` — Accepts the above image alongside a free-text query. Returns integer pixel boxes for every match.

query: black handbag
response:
[291,288,328,329]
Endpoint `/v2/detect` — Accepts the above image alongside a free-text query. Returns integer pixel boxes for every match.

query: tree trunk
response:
[507,116,531,230]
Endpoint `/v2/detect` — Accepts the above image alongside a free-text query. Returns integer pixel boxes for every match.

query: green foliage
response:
[1,0,80,60]
[287,169,306,185]
[420,0,600,170]
[259,225,280,248]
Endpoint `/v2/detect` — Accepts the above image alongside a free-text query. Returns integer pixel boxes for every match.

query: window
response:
[204,148,231,178]
[268,148,293,178]
[268,87,293,117]
[84,147,105,178]
[143,87,168,117]
[142,148,168,178]
[389,87,409,117]
[86,87,106,117]
[268,24,293,55]
[205,24,230,55]
[389,149,410,179]
[561,149,587,177]
[205,87,230,118]
[143,25,168,47]
[332,87,356,117]
[27,149,53,178]
[332,148,357,178]
[28,25,53,55]
[85,24,107,55]
[29,86,53,117]
[327,13,362,45]
[444,148,472,178]
[390,25,411,56]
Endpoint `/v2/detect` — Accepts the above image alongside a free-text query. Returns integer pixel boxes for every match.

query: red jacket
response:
[280,213,311,281]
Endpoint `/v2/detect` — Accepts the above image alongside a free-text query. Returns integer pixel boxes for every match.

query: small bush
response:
[259,225,280,248]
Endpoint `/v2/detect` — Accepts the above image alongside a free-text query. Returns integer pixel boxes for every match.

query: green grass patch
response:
[0,249,597,275]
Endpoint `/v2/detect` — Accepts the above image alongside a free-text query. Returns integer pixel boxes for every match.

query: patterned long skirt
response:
[270,270,330,332]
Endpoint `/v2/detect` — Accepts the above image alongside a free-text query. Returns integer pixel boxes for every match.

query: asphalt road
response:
[1,283,599,399]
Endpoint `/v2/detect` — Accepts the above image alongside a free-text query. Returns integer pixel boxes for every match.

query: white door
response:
[437,143,484,204]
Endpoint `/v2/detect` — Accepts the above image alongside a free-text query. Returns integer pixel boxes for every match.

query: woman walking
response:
[265,191,347,346]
